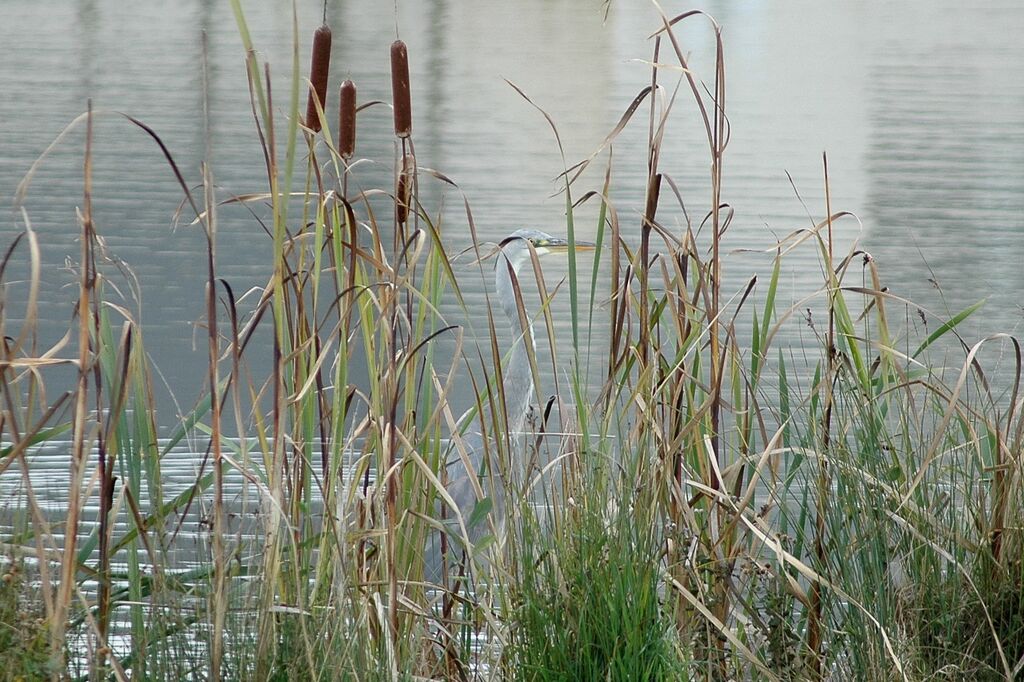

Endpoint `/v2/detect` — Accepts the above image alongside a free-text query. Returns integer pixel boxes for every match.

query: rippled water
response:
[1,439,262,561]
[2,1,1022,422]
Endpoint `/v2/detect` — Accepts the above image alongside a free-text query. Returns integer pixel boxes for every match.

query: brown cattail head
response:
[390,40,412,138]
[304,24,332,133]
[338,80,357,158]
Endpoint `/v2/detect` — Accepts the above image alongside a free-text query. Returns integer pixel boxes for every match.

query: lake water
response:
[2,0,1023,425]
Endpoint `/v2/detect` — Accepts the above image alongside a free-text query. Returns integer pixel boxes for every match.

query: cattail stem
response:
[304,24,332,133]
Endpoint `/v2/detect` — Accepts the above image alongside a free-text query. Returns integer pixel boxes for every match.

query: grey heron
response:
[424,229,595,585]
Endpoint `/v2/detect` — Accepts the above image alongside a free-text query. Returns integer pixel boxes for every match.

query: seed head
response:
[390,40,412,138]
[338,80,357,158]
[304,24,333,133]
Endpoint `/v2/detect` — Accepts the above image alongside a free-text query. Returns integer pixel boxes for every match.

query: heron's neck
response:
[494,254,534,435]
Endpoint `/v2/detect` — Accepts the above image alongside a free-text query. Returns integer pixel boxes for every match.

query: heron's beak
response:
[533,238,596,253]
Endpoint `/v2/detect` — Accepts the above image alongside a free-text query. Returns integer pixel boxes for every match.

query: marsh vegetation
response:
[2,5,1023,680]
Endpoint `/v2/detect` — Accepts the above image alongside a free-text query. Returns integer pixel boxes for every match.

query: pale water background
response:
[2,0,1023,427]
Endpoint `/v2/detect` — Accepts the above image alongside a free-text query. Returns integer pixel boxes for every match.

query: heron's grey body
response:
[424,230,590,585]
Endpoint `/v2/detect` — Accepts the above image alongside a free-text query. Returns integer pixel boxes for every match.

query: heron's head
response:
[496,229,595,270]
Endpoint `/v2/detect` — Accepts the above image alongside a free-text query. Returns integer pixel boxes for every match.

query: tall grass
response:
[2,5,1023,681]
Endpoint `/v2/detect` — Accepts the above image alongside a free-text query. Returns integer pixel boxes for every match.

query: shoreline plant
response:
[1,5,1022,681]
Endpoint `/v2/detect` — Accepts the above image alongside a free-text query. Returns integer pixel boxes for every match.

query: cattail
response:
[643,173,662,229]
[396,153,415,224]
[304,24,332,133]
[390,40,412,138]
[338,80,357,158]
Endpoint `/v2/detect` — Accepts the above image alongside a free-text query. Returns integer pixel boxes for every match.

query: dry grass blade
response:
[5,216,41,357]
[51,100,98,675]
[558,86,654,186]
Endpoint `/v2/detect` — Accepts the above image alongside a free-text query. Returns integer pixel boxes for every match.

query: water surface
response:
[2,0,1022,423]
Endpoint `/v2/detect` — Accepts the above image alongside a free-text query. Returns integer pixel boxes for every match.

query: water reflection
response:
[1,0,1022,425]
